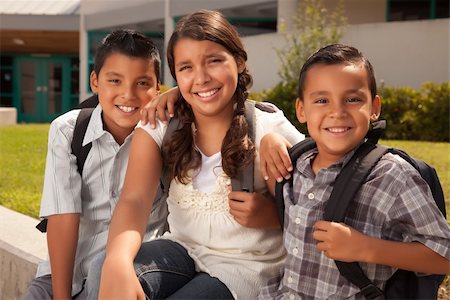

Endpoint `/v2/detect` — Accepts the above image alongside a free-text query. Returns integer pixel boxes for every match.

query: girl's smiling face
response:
[173,38,245,121]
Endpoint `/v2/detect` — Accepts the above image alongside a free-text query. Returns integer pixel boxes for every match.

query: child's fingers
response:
[259,157,270,181]
[313,220,331,231]
[140,108,148,125]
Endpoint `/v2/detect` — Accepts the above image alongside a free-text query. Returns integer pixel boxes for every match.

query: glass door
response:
[15,57,70,122]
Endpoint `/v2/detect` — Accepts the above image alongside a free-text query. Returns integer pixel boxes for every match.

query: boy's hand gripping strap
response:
[323,142,388,300]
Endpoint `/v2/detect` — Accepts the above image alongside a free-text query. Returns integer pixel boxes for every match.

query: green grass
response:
[0,125,449,221]
[0,124,49,218]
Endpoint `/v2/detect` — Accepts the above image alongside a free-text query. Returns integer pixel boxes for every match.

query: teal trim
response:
[386,0,391,21]
[430,0,436,18]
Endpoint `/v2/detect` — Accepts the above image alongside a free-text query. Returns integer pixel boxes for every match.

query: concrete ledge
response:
[0,206,47,300]
[0,108,17,127]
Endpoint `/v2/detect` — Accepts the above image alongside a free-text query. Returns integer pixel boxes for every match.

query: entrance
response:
[14,56,71,122]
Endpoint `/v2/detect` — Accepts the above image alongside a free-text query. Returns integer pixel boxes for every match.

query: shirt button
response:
[289,293,296,300]
[292,247,299,255]
[111,191,117,198]
[287,276,293,283]
[294,217,301,224]
[308,192,315,200]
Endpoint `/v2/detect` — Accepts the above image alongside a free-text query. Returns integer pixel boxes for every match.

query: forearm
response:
[105,129,162,262]
[363,237,449,274]
[47,213,80,299]
[105,195,152,261]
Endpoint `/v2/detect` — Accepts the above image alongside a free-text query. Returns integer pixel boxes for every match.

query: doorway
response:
[14,56,71,122]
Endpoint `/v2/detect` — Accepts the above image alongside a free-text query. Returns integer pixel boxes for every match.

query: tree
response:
[276,0,347,83]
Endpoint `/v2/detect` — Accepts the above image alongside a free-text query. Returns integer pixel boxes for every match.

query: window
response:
[388,0,449,21]
[0,55,13,107]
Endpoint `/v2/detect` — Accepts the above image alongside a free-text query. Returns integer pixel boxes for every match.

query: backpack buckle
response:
[360,283,384,299]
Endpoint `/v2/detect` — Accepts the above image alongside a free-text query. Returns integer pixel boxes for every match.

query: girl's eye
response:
[178,65,191,72]
[137,81,150,87]
[209,58,222,64]
[108,79,120,84]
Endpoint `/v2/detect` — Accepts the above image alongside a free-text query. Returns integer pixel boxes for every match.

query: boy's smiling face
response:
[90,52,159,144]
[296,63,380,170]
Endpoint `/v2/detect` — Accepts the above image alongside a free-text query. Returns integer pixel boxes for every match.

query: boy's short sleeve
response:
[39,110,83,217]
[379,155,450,260]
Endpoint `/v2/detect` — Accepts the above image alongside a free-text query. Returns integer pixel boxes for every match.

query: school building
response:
[0,0,448,123]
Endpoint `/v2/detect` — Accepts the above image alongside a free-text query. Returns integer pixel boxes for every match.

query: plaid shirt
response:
[260,148,450,299]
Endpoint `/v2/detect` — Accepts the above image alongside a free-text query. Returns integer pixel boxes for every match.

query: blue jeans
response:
[86,240,233,300]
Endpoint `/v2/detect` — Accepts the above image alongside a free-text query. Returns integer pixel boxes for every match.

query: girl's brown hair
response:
[164,9,255,184]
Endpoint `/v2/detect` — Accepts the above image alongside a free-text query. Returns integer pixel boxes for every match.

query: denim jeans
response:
[86,239,234,300]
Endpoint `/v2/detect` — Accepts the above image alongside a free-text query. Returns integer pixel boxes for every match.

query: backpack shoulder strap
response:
[324,143,388,300]
[275,138,317,227]
[72,107,95,175]
[77,94,99,109]
[36,106,95,233]
[233,100,280,192]
[160,117,182,194]
[230,100,256,192]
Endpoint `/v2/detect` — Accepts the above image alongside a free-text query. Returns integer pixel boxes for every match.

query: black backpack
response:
[275,120,446,300]
[37,97,275,232]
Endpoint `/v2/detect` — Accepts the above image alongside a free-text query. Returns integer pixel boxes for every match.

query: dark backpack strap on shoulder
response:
[77,94,99,109]
[275,138,317,227]
[37,106,95,233]
[72,107,95,175]
[365,120,386,144]
[160,117,182,194]
[324,143,388,299]
[231,100,256,192]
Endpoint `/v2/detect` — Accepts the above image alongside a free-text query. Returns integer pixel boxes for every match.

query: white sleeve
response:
[254,108,305,147]
[135,119,168,148]
[39,111,82,217]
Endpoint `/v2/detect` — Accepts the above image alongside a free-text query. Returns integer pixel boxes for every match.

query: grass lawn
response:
[0,124,449,298]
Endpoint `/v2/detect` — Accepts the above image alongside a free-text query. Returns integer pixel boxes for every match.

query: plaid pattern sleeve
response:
[259,150,450,300]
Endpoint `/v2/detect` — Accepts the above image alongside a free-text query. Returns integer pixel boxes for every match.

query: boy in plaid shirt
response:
[259,44,450,299]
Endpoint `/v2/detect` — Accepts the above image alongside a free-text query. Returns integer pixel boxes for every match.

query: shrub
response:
[379,82,449,142]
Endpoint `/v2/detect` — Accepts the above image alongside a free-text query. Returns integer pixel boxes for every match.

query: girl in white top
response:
[98,10,303,299]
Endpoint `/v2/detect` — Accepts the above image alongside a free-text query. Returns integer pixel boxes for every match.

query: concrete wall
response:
[0,108,17,127]
[0,206,47,300]
[243,18,449,92]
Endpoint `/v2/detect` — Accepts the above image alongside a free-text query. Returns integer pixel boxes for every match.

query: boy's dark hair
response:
[94,29,161,82]
[298,44,377,100]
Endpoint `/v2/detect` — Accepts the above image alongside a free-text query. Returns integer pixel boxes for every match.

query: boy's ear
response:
[90,71,99,94]
[370,95,381,122]
[296,98,307,123]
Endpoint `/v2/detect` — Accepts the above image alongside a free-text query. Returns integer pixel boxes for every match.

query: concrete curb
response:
[0,206,47,300]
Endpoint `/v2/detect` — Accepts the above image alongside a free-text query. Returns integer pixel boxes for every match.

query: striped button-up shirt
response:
[36,105,167,296]
[260,148,450,299]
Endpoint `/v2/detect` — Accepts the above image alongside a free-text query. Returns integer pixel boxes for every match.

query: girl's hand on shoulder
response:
[141,86,180,128]
[312,220,368,262]
[260,132,293,183]
[99,256,145,300]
